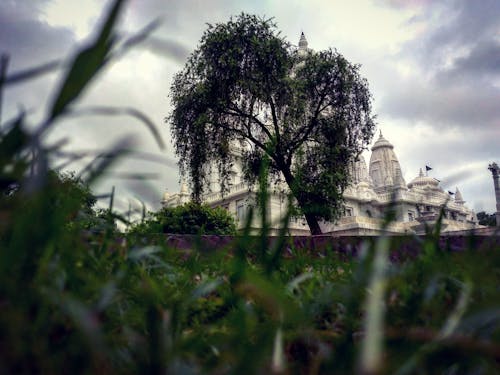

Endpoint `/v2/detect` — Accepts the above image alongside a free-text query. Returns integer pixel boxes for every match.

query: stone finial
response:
[299,32,308,49]
[419,168,424,177]
[455,187,464,204]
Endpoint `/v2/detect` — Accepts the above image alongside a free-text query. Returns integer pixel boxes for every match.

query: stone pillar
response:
[488,162,500,226]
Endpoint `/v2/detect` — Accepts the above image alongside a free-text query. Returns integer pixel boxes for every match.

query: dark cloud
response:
[380,0,499,50]
[0,1,76,126]
[0,0,51,17]
[381,78,500,128]
[379,0,500,132]
[420,0,499,58]
[399,127,499,168]
[444,39,500,79]
[403,0,500,78]
[123,0,267,63]
[139,36,191,64]
[0,1,75,70]
[126,0,237,30]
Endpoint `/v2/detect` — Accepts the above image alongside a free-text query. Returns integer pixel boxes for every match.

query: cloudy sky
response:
[1,0,499,215]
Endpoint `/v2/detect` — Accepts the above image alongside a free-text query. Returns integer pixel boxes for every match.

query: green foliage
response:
[169,13,376,234]
[128,201,237,235]
[477,211,497,226]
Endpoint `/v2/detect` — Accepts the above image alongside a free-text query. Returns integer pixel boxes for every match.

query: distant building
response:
[161,180,190,208]
[162,131,480,235]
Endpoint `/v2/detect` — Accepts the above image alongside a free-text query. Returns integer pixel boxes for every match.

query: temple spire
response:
[455,187,464,204]
[298,32,308,55]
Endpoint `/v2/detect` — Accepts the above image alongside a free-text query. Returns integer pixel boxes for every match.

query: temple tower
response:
[369,131,406,192]
[488,162,500,226]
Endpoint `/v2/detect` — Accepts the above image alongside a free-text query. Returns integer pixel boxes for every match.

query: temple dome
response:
[369,131,406,190]
[407,168,439,189]
[371,133,394,151]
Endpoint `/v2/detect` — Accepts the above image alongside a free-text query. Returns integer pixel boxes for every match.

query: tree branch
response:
[268,94,281,148]
[288,92,326,155]
[212,117,268,156]
[225,103,274,142]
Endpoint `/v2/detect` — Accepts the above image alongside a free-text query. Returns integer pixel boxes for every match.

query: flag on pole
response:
[425,165,432,171]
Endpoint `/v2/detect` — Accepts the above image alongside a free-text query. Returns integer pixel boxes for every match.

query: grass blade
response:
[3,59,61,86]
[49,0,126,122]
[360,235,390,374]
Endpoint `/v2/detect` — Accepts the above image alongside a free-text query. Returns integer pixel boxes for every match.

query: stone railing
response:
[332,215,386,229]
[376,192,395,202]
[375,189,467,210]
[204,182,250,203]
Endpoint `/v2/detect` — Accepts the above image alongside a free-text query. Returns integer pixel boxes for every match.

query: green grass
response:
[2,209,499,373]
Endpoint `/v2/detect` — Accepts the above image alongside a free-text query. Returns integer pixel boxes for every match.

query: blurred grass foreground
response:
[1,1,499,374]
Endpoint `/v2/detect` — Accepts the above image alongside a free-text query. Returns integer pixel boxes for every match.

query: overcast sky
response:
[1,0,499,215]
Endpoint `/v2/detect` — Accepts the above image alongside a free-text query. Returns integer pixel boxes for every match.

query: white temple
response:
[161,179,190,208]
[162,131,479,235]
[162,33,480,235]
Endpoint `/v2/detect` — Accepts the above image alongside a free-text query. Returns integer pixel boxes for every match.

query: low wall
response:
[139,233,500,261]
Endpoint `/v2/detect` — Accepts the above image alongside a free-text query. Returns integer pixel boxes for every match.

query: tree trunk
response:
[280,165,323,235]
[304,211,322,235]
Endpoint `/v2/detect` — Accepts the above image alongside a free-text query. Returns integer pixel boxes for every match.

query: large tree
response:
[169,14,375,235]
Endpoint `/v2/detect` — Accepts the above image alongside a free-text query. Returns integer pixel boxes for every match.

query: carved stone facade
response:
[162,132,481,235]
[317,132,479,235]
